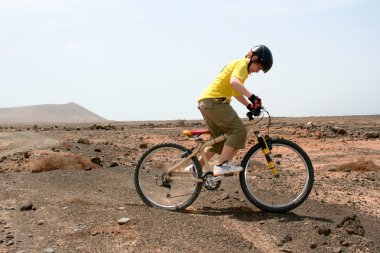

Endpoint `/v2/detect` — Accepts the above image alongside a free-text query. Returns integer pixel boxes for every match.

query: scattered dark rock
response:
[89,124,116,131]
[20,202,33,211]
[91,157,102,165]
[94,148,102,152]
[310,243,317,249]
[330,126,347,135]
[281,234,292,244]
[139,143,148,149]
[78,138,90,144]
[109,162,119,167]
[23,151,30,159]
[337,215,365,236]
[364,131,379,139]
[317,225,332,236]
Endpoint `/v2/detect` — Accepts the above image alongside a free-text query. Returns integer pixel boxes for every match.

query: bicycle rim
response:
[240,139,314,213]
[135,143,202,211]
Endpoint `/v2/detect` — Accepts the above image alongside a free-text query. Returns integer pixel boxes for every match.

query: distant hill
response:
[0,102,107,124]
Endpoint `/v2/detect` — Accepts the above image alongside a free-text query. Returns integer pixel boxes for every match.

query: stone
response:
[364,131,379,139]
[332,247,342,253]
[117,218,130,225]
[139,143,148,149]
[44,248,55,253]
[20,202,33,211]
[337,215,365,236]
[331,126,347,135]
[77,138,90,144]
[317,225,332,236]
[281,234,292,244]
[109,162,119,167]
[219,193,230,200]
[310,243,317,249]
[91,157,102,165]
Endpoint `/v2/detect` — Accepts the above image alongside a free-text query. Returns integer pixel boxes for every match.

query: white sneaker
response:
[213,161,243,176]
[184,165,195,173]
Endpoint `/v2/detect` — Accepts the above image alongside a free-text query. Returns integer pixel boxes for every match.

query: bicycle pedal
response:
[211,176,222,182]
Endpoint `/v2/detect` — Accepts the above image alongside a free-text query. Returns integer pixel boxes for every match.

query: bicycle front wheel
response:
[240,138,314,213]
[134,143,203,211]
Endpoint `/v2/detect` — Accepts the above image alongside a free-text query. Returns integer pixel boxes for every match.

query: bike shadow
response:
[183,205,333,224]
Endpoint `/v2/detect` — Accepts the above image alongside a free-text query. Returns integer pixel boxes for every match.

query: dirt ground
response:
[0,115,379,253]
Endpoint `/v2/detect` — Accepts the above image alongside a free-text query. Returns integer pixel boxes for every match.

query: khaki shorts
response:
[198,98,247,154]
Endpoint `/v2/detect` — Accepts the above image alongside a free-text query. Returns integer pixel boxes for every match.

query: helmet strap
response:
[247,52,255,72]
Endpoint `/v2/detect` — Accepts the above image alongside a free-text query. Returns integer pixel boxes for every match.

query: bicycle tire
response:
[134,143,203,211]
[240,138,314,213]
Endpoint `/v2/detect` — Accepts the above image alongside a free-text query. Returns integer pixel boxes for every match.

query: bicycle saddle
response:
[182,129,210,137]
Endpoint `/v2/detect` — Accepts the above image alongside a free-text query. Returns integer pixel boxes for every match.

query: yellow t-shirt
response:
[198,58,249,102]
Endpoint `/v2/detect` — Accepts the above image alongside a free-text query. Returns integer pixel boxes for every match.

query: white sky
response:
[0,0,379,120]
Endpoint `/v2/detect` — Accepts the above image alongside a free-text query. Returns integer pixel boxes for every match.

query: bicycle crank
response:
[202,172,222,191]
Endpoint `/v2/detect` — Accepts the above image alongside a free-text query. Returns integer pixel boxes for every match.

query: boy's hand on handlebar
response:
[246,104,262,117]
[248,94,262,108]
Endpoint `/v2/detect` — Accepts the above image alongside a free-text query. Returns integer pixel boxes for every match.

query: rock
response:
[332,247,342,253]
[331,126,347,135]
[6,240,14,246]
[364,131,379,139]
[91,157,102,165]
[271,235,283,247]
[23,151,30,159]
[37,220,45,225]
[6,234,14,239]
[310,243,317,249]
[317,225,332,236]
[20,202,33,211]
[281,234,292,244]
[78,138,90,144]
[109,162,119,167]
[139,143,148,149]
[219,193,230,200]
[44,248,55,253]
[340,239,350,247]
[94,148,102,152]
[279,249,293,253]
[337,215,365,236]
[117,218,130,225]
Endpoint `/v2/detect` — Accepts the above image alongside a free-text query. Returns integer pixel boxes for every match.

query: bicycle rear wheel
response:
[240,138,314,213]
[134,143,203,211]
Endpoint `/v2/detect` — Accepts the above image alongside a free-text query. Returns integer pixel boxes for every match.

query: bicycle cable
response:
[262,108,272,136]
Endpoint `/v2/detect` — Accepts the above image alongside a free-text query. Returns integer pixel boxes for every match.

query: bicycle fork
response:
[255,132,279,176]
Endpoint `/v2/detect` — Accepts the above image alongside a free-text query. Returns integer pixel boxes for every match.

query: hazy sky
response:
[1,0,379,120]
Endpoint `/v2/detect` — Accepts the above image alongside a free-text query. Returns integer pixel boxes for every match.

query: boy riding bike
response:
[187,45,273,176]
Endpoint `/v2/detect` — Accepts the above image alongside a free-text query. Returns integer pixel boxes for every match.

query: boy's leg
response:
[218,145,239,164]
[198,149,215,167]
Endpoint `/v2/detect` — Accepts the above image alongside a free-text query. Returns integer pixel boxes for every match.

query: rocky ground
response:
[0,115,379,253]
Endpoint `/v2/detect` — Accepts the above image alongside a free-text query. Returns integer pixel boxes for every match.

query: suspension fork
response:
[255,132,279,176]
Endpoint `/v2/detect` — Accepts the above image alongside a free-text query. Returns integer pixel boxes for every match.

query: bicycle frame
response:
[165,119,278,181]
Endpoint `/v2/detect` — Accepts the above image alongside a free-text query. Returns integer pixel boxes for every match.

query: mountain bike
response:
[134,108,314,213]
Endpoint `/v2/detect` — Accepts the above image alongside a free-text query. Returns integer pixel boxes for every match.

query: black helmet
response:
[250,45,273,73]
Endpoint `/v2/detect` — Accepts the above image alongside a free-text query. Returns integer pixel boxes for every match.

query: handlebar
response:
[246,107,263,121]
[246,106,272,136]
